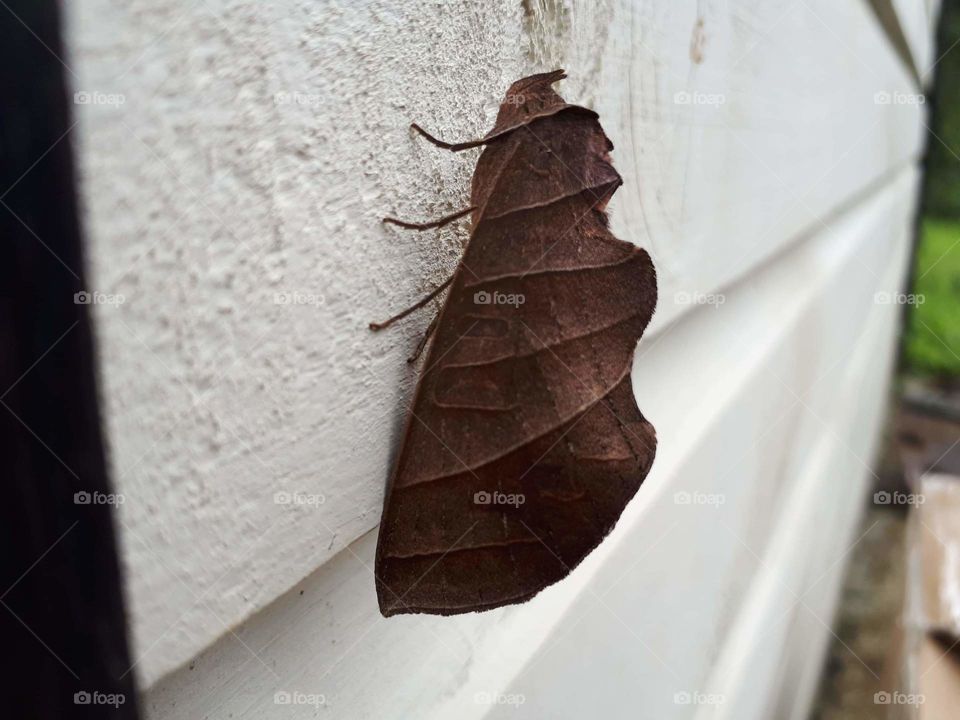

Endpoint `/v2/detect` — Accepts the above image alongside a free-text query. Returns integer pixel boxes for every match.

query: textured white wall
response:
[67,0,531,684]
[65,0,932,710]
[140,166,919,720]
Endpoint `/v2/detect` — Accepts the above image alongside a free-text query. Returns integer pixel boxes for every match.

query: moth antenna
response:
[369,275,454,331]
[382,206,475,231]
[411,123,488,152]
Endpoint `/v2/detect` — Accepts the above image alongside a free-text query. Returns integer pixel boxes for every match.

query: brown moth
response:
[371,70,657,617]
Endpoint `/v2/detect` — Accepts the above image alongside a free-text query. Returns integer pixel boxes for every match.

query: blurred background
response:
[811,1,960,717]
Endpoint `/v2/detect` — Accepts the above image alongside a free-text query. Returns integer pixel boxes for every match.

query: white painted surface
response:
[142,166,920,720]
[64,0,929,712]
[892,0,938,77]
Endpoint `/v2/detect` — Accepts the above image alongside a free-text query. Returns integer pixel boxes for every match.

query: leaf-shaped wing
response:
[375,73,657,616]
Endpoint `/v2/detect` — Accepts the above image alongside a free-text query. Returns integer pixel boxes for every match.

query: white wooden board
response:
[63,0,928,690]
[144,167,919,719]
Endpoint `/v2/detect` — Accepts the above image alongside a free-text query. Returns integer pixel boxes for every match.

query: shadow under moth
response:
[371,70,658,617]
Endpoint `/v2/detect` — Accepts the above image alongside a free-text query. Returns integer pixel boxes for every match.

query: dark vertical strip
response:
[0,1,141,718]
[920,2,960,217]
[865,0,923,87]
[899,3,949,372]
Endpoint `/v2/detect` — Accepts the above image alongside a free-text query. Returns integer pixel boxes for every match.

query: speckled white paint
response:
[66,0,536,685]
[140,166,920,720]
[63,0,930,692]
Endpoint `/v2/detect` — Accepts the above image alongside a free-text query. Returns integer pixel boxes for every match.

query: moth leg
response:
[369,275,453,331]
[382,205,475,231]
[407,311,439,364]
[411,123,488,152]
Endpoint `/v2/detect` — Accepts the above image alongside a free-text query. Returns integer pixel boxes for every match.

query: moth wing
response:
[375,106,657,616]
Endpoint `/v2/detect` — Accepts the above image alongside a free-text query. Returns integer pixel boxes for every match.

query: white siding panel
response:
[890,0,937,79]
[64,0,928,691]
[145,168,919,720]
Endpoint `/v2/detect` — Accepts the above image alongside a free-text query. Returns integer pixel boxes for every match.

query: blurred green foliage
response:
[903,0,960,379]
[903,218,960,377]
